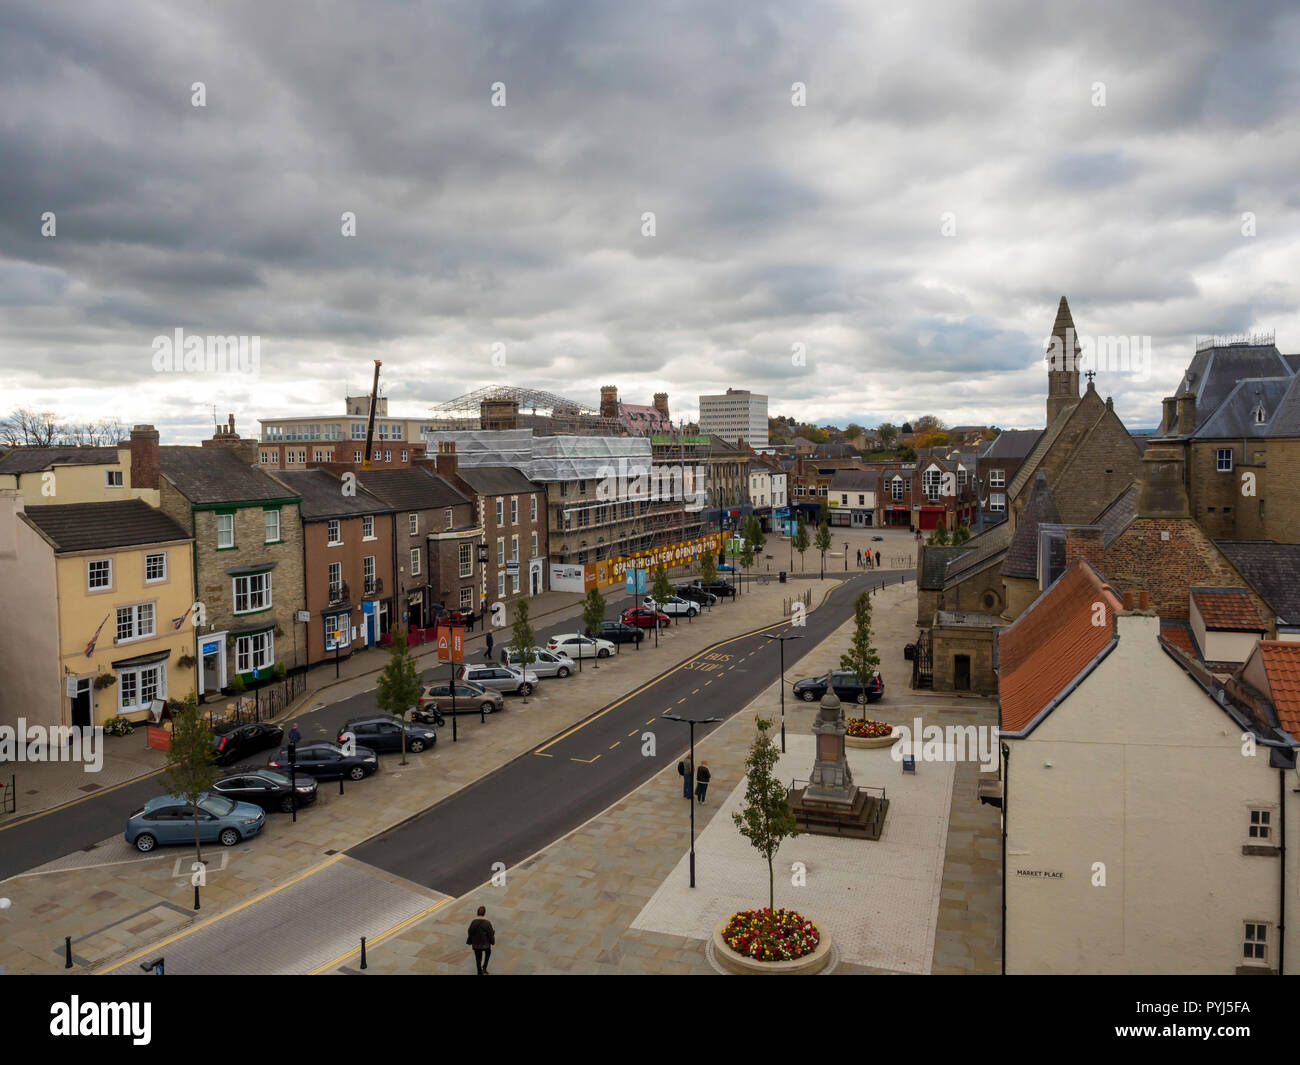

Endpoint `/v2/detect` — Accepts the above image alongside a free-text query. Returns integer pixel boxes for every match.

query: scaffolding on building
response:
[427,385,624,436]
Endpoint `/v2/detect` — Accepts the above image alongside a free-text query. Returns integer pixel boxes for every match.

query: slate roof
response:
[1006,403,1075,502]
[1191,587,1268,632]
[919,546,967,590]
[1215,540,1300,626]
[273,469,387,519]
[618,403,671,435]
[452,464,539,497]
[22,500,190,552]
[358,467,470,511]
[161,446,296,505]
[1195,377,1294,438]
[980,429,1041,461]
[1001,471,1061,579]
[0,446,118,474]
[998,559,1122,735]
[942,520,1014,586]
[828,469,877,494]
[1094,482,1139,545]
[1255,642,1300,738]
[1173,343,1295,433]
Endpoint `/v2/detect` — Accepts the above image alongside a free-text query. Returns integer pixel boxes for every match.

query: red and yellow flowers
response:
[845,718,893,738]
[722,908,820,962]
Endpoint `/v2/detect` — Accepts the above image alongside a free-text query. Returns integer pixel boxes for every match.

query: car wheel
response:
[476,701,492,714]
[409,738,426,753]
[801,690,816,702]
[598,648,610,658]
[279,796,295,813]
[556,666,570,678]
[134,833,157,853]
[519,683,533,696]
[219,827,241,847]
[349,765,366,781]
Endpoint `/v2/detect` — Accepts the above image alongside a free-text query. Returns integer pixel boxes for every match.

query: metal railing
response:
[208,671,306,731]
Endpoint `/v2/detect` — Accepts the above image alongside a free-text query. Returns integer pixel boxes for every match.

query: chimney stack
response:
[600,386,618,420]
[1176,393,1197,436]
[129,424,160,491]
[435,440,458,479]
[1137,446,1189,518]
[653,392,669,420]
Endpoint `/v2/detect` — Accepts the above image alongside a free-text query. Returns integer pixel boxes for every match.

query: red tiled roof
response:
[999,560,1123,734]
[1257,641,1300,736]
[1191,588,1267,632]
[1159,621,1198,659]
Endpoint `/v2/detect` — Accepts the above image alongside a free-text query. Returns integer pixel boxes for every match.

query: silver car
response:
[501,646,576,679]
[457,662,540,696]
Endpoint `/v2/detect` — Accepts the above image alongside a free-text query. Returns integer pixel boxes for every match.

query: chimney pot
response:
[1139,590,1150,611]
[1123,590,1134,610]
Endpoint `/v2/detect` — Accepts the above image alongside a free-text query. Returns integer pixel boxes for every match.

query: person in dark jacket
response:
[467,905,495,975]
[679,755,693,798]
[875,550,881,567]
[695,761,711,804]
[288,722,302,746]
[485,631,494,658]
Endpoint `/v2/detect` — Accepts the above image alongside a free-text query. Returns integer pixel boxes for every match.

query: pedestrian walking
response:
[288,722,302,746]
[679,755,693,798]
[467,905,495,975]
[856,549,861,567]
[875,550,881,568]
[695,761,711,804]
[485,631,494,658]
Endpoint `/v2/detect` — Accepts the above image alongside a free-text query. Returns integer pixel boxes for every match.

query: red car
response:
[621,606,670,629]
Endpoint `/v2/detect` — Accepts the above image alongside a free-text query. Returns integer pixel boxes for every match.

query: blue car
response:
[125,793,266,853]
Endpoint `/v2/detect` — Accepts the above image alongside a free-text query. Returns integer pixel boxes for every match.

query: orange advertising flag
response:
[451,626,464,663]
[436,626,450,661]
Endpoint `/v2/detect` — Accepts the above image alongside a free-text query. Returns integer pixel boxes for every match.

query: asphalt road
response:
[0,572,884,881]
[349,570,910,896]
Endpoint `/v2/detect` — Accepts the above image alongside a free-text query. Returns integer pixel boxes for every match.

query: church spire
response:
[1046,295,1082,423]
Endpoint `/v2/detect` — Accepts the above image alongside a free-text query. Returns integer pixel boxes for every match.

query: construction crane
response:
[361,359,382,470]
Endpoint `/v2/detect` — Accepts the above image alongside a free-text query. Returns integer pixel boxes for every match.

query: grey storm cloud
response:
[1,0,1299,440]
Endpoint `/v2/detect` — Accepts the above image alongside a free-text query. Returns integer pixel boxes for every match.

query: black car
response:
[212,722,284,766]
[268,742,379,781]
[591,621,643,645]
[792,670,884,704]
[675,584,717,606]
[338,716,437,754]
[212,768,319,813]
[691,579,736,599]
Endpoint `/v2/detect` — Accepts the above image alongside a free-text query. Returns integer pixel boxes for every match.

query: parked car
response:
[687,579,736,600]
[125,793,266,853]
[338,716,437,754]
[621,606,671,629]
[501,646,576,678]
[643,595,700,618]
[456,662,539,696]
[268,741,378,781]
[213,768,318,813]
[212,722,284,766]
[591,621,644,645]
[418,680,503,716]
[547,632,614,659]
[792,670,885,704]
[675,584,717,606]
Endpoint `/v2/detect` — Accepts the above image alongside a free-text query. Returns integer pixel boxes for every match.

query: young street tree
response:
[815,519,832,579]
[651,562,674,607]
[508,600,538,703]
[581,586,607,670]
[794,516,810,572]
[162,694,217,866]
[376,628,423,764]
[739,537,755,594]
[839,592,881,720]
[700,548,718,595]
[733,716,799,912]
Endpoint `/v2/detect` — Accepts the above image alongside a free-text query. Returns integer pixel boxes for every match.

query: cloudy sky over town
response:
[3,0,1299,442]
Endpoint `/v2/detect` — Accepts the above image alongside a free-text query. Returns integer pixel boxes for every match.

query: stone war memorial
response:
[788,689,890,839]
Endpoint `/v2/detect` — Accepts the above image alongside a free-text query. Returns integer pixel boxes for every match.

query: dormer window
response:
[1254,405,1266,425]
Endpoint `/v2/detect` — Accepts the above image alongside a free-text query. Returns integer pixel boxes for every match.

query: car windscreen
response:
[198,795,236,817]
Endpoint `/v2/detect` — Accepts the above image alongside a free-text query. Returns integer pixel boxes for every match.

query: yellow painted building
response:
[0,493,195,730]
[0,428,161,508]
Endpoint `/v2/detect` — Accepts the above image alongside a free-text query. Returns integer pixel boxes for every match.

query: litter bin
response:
[779,571,787,583]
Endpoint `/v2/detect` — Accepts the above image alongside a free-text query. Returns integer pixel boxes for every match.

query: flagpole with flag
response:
[84,614,109,657]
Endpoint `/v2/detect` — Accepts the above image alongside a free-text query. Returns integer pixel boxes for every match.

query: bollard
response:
[339,775,345,796]
[360,936,368,970]
[65,935,72,969]
[194,884,200,911]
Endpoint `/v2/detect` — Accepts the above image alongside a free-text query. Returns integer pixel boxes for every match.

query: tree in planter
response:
[952,525,971,545]
[739,538,755,594]
[508,600,538,702]
[814,519,832,579]
[794,517,810,572]
[745,514,767,556]
[376,629,423,764]
[700,550,718,603]
[732,716,799,912]
[580,587,607,670]
[161,694,217,867]
[839,591,881,720]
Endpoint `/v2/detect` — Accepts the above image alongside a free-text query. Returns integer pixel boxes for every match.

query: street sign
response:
[296,610,310,623]
[506,560,519,576]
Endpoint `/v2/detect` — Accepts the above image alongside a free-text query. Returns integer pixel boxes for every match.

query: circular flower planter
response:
[845,720,900,749]
[712,911,833,975]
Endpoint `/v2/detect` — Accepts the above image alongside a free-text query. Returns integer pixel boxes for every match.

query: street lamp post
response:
[662,712,722,888]
[760,632,803,752]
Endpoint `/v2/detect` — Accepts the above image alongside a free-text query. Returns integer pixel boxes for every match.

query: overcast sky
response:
[3,0,1299,443]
